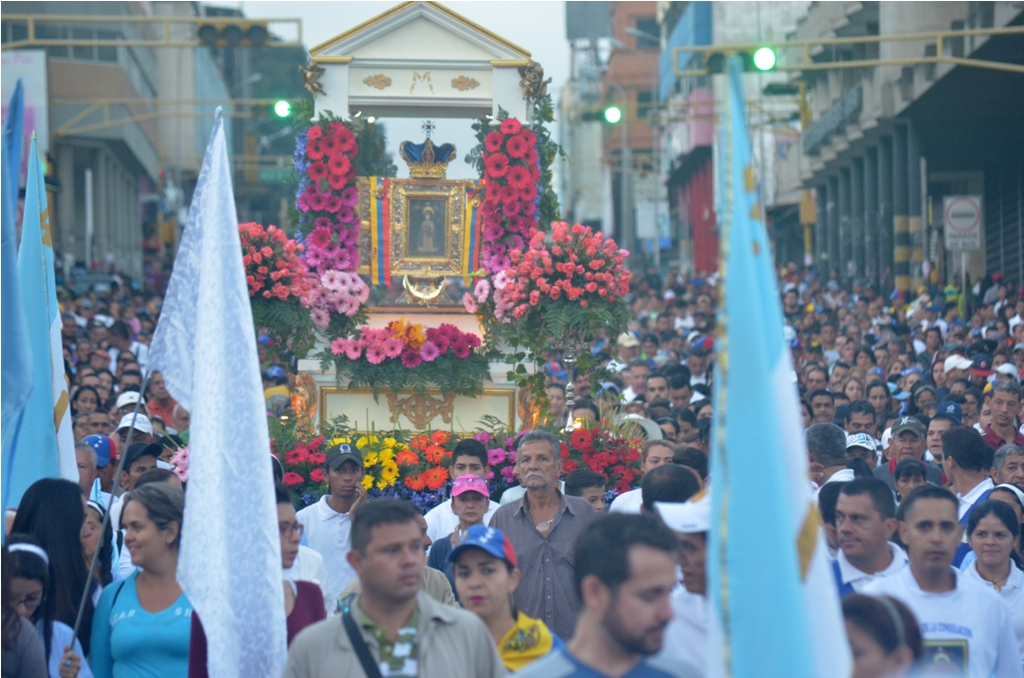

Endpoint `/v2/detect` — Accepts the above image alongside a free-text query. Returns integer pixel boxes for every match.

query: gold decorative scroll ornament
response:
[385,391,456,430]
[451,75,480,91]
[363,74,392,90]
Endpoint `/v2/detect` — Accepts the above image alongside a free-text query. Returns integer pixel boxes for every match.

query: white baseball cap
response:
[115,391,146,410]
[943,355,972,372]
[994,363,1017,377]
[116,413,153,435]
[656,492,711,533]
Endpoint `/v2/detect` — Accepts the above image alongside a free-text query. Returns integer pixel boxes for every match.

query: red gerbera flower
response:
[499,118,522,135]
[506,164,531,190]
[484,153,509,178]
[516,183,538,202]
[328,173,348,190]
[505,134,529,159]
[322,134,339,155]
[307,126,323,141]
[306,139,325,160]
[570,428,594,450]
[308,162,328,182]
[485,131,505,153]
[334,127,356,153]
[328,154,352,177]
[308,227,333,249]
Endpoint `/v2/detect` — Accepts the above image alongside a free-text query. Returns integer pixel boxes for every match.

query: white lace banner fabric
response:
[149,109,287,678]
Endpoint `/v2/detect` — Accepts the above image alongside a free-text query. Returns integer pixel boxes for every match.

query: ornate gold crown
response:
[399,138,456,179]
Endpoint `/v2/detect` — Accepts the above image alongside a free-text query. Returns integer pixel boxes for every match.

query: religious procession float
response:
[244,2,639,508]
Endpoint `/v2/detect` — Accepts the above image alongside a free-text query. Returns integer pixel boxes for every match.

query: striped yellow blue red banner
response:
[369,177,391,286]
[463,180,481,284]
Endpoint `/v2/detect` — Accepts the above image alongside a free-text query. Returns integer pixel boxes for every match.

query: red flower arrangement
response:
[565,424,642,495]
[239,223,311,300]
[479,117,540,276]
[503,221,630,318]
[295,120,360,276]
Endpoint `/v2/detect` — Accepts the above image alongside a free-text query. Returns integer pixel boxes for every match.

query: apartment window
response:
[634,17,659,49]
[637,90,654,118]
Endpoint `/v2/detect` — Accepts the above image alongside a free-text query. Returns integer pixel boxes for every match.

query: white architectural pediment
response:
[308,1,535,120]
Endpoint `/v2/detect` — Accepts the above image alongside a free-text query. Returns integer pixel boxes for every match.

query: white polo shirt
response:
[608,487,644,514]
[282,545,333,614]
[864,566,1021,678]
[296,495,358,606]
[658,586,708,674]
[423,498,500,544]
[964,560,1024,669]
[835,541,907,593]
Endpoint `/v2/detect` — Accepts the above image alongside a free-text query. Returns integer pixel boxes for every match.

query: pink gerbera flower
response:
[419,341,440,362]
[340,186,359,206]
[308,228,333,250]
[344,342,363,361]
[365,343,387,365]
[308,193,326,211]
[324,194,342,214]
[462,293,478,314]
[382,337,404,359]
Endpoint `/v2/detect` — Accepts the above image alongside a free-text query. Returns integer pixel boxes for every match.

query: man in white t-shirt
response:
[423,439,499,543]
[864,485,1021,678]
[296,442,367,605]
[609,440,676,514]
[832,478,907,596]
[654,494,711,675]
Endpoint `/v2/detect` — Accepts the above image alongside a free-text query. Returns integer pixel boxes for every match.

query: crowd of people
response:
[4,265,1024,678]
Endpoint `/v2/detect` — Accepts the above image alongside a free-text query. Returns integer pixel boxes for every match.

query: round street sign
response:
[943,195,982,251]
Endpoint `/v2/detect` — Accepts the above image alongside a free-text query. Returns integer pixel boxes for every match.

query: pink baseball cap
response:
[452,474,489,498]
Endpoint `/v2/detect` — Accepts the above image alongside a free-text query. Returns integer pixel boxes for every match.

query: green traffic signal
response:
[274,100,292,118]
[753,47,777,71]
[604,105,622,124]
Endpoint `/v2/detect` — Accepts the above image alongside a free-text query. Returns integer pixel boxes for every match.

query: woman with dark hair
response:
[842,594,922,678]
[10,479,95,656]
[90,483,191,678]
[965,500,1024,663]
[854,346,877,370]
[865,380,892,418]
[70,386,100,417]
[7,535,91,677]
[2,544,48,678]
[188,482,326,677]
[81,498,114,590]
[799,399,813,429]
[452,525,563,672]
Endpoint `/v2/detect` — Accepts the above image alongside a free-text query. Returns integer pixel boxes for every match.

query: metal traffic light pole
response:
[606,81,635,268]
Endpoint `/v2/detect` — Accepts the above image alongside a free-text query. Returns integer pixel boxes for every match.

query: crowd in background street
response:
[4,261,1024,678]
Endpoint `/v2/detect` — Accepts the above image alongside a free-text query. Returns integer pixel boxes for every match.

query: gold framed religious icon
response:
[404,194,448,260]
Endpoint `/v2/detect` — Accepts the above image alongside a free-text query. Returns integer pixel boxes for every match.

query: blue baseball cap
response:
[83,434,116,468]
[449,525,518,569]
[933,401,963,426]
[82,438,115,471]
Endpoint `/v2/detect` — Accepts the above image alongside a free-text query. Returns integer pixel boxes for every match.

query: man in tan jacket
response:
[284,499,505,678]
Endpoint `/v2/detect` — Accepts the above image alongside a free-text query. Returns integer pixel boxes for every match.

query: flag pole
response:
[67,375,151,657]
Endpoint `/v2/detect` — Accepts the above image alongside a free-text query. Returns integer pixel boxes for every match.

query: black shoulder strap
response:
[342,610,384,678]
[110,578,129,609]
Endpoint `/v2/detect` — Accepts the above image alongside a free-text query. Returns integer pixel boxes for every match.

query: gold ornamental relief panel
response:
[356,177,477,279]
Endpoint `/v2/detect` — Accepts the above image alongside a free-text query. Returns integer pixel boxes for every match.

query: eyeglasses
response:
[279,522,304,538]
[13,593,43,614]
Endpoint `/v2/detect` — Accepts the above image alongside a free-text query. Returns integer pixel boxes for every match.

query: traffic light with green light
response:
[705,48,778,73]
[274,100,292,118]
[752,47,777,71]
[603,105,622,124]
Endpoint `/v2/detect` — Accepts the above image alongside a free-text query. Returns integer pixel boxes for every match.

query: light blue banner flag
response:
[149,109,287,678]
[3,78,24,203]
[707,56,850,678]
[8,136,63,508]
[1,85,32,514]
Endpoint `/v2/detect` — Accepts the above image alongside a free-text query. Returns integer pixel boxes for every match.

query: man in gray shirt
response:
[489,430,597,640]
